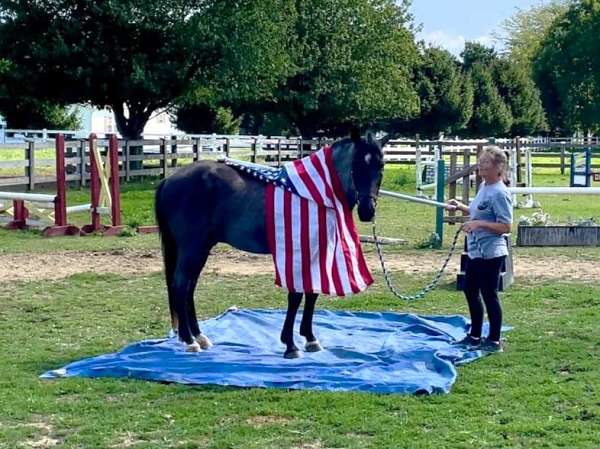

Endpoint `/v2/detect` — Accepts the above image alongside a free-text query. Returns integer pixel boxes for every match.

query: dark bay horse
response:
[155,131,386,358]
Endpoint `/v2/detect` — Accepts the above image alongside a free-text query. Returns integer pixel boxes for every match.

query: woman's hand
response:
[462,220,484,233]
[447,199,467,213]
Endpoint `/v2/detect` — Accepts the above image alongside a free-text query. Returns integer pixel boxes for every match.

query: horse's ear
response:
[350,127,361,143]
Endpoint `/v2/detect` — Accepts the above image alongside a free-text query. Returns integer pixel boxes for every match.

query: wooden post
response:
[193,138,200,162]
[277,139,282,166]
[54,134,68,228]
[160,138,167,179]
[109,135,122,227]
[27,141,35,191]
[251,138,257,163]
[560,147,566,175]
[435,159,445,248]
[462,147,470,209]
[515,137,522,185]
[475,144,483,190]
[124,140,131,182]
[79,140,86,187]
[170,135,178,168]
[448,152,457,222]
[224,138,230,157]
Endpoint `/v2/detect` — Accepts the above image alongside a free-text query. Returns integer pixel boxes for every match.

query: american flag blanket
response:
[224,147,373,296]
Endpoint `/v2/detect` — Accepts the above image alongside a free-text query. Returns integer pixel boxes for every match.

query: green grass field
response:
[1,272,599,448]
[1,162,600,448]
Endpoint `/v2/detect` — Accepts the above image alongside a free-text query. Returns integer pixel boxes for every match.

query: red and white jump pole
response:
[2,133,123,236]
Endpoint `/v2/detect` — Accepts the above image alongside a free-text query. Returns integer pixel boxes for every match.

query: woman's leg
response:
[480,256,505,342]
[463,257,484,339]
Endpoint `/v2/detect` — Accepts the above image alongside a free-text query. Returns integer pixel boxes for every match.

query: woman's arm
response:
[463,220,512,235]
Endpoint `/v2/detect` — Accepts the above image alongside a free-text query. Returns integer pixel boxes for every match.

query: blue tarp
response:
[41,308,503,394]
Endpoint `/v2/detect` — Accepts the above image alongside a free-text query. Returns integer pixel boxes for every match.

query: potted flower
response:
[517,211,600,246]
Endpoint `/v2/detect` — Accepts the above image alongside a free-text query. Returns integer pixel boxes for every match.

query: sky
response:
[410,0,553,57]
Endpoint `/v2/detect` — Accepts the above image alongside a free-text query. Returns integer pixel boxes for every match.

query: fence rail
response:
[1,135,600,190]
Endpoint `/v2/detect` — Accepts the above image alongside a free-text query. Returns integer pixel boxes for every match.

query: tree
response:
[497,1,569,70]
[175,103,240,135]
[391,46,472,137]
[465,63,513,137]
[0,0,296,140]
[462,42,497,70]
[0,98,81,129]
[250,0,419,137]
[492,60,547,136]
[533,0,600,134]
[460,41,546,137]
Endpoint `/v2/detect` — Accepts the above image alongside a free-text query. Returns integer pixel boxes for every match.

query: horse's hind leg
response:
[186,276,213,350]
[172,248,210,352]
[281,292,303,359]
[300,293,322,352]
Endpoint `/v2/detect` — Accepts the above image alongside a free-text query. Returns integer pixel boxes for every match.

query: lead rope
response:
[371,218,464,300]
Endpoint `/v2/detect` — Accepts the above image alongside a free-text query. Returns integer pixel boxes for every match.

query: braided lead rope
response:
[371,220,463,300]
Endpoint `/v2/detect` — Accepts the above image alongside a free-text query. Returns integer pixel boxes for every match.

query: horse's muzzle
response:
[357,196,376,222]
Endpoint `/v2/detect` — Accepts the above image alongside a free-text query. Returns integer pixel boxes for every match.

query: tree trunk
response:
[112,103,151,172]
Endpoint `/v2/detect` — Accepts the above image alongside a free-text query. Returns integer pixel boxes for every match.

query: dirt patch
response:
[1,248,599,283]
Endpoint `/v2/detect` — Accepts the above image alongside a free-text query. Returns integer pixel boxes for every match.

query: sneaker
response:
[453,335,481,347]
[479,338,503,353]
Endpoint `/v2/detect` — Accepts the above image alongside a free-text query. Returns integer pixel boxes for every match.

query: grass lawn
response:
[1,271,599,448]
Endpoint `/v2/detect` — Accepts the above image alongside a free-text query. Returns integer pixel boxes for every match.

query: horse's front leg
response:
[300,293,323,352]
[281,292,303,359]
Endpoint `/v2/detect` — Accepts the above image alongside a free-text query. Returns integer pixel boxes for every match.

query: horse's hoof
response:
[196,334,213,350]
[284,349,302,359]
[186,341,202,352]
[305,340,323,352]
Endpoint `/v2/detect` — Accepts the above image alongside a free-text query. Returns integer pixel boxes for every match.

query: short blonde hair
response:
[479,145,508,178]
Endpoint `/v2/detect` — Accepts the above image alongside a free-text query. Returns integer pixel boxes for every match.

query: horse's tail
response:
[155,180,178,332]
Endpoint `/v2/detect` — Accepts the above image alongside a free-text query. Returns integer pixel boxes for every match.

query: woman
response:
[447,146,513,352]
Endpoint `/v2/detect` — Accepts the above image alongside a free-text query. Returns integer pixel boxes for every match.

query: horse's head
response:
[350,129,386,222]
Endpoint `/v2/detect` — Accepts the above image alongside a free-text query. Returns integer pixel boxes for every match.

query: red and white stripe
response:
[265,146,373,296]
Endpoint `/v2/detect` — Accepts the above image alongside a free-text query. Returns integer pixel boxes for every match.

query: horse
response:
[154,130,386,358]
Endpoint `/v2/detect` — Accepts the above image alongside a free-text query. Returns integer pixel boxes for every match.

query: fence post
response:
[515,137,522,185]
[160,138,167,179]
[109,135,122,227]
[448,152,457,222]
[276,139,282,166]
[435,158,445,248]
[26,140,35,191]
[224,138,230,157]
[79,140,86,187]
[170,135,178,168]
[193,138,200,162]
[475,144,483,190]
[251,138,257,163]
[560,147,566,175]
[462,147,471,206]
[124,140,131,182]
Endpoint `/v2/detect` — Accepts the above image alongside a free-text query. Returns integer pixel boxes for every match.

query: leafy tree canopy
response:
[533,0,600,133]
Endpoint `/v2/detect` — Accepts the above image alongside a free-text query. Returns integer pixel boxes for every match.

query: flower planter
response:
[517,225,600,246]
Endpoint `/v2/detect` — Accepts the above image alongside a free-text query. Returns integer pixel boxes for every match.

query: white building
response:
[0,105,181,143]
[75,105,180,137]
